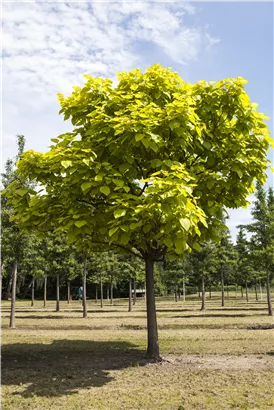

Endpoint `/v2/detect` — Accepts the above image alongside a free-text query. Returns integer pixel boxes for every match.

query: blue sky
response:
[2,1,273,241]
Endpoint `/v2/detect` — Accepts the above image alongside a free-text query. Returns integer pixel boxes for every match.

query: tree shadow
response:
[1,340,148,398]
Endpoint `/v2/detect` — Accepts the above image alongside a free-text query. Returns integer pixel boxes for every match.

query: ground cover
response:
[1,294,274,410]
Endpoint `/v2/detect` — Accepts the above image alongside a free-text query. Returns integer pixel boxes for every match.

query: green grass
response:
[1,294,274,409]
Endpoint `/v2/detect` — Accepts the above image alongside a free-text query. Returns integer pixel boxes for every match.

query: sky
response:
[2,0,274,242]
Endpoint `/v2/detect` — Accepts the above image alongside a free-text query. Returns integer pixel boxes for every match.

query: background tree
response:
[244,183,274,315]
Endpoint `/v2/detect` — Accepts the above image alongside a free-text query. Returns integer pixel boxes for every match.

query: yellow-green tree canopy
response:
[6,64,272,261]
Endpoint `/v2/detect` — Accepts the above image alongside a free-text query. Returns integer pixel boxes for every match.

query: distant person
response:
[78,286,83,300]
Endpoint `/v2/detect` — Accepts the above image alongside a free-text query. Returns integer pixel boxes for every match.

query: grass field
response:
[1,293,274,410]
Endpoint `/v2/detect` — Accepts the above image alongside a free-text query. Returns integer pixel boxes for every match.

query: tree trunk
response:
[226,285,229,297]
[198,288,201,298]
[9,260,18,328]
[7,274,12,298]
[174,285,178,302]
[266,272,273,316]
[221,268,225,307]
[110,280,113,305]
[31,277,35,307]
[200,272,205,311]
[82,258,87,318]
[43,276,47,308]
[133,277,137,305]
[56,274,60,312]
[128,278,132,312]
[95,285,98,303]
[241,286,244,298]
[67,281,70,304]
[209,284,212,299]
[182,277,186,302]
[0,261,3,301]
[254,281,258,301]
[235,284,238,299]
[178,289,181,300]
[145,258,160,361]
[259,280,263,301]
[100,274,103,308]
[245,281,249,302]
[107,283,110,302]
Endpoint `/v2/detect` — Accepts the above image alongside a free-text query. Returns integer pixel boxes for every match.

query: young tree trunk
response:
[9,260,18,329]
[241,286,244,298]
[56,274,60,312]
[31,277,35,307]
[221,268,225,307]
[82,258,87,318]
[145,258,160,361]
[259,280,263,301]
[182,277,186,302]
[198,288,201,298]
[174,285,178,302]
[95,285,98,303]
[100,274,103,308]
[178,288,181,300]
[7,276,13,296]
[110,280,113,305]
[128,278,132,312]
[266,272,273,316]
[106,283,109,302]
[0,261,3,301]
[254,281,258,301]
[226,285,229,297]
[235,284,238,299]
[245,281,249,302]
[200,272,205,311]
[133,277,137,305]
[43,276,47,308]
[209,284,212,299]
[67,281,70,304]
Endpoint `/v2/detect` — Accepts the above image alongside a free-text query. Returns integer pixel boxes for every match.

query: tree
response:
[1,135,31,327]
[5,65,273,359]
[215,223,236,306]
[235,226,254,302]
[244,183,274,315]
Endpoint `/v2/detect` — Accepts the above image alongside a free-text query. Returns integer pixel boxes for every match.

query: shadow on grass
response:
[1,340,148,398]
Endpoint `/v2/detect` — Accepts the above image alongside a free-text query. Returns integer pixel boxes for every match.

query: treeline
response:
[1,136,274,328]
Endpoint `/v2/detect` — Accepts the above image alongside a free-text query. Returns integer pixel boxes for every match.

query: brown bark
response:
[67,281,70,304]
[128,278,132,312]
[9,260,18,328]
[110,280,113,305]
[56,274,60,312]
[254,281,258,301]
[145,258,160,361]
[245,281,249,302]
[221,268,225,307]
[100,274,103,308]
[133,277,137,305]
[31,277,35,307]
[200,272,205,311]
[182,277,186,302]
[266,272,273,316]
[43,276,47,308]
[174,285,178,302]
[82,258,87,318]
[259,280,263,301]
